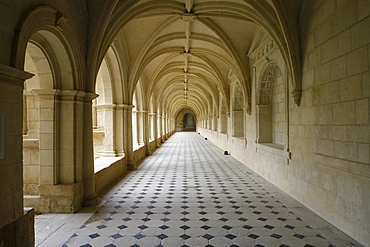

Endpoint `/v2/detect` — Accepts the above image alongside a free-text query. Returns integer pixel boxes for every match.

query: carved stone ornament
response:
[181,13,196,22]
[55,12,68,31]
[292,89,302,106]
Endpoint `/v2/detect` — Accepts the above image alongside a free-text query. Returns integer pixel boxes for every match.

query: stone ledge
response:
[95,156,127,195]
[94,156,124,173]
[255,143,288,158]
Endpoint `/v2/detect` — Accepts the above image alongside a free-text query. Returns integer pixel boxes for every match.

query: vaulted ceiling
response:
[89,0,302,118]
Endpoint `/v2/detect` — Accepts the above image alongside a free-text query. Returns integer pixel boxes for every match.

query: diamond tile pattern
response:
[62,133,356,247]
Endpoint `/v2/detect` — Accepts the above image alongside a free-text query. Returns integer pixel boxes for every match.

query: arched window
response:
[233,85,244,138]
[256,63,285,146]
[213,104,218,131]
[132,81,145,150]
[94,58,114,158]
[220,95,227,134]
[23,41,54,197]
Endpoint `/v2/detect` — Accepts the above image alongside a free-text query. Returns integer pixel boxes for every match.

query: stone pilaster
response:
[31,89,58,186]
[0,64,33,234]
[82,92,100,206]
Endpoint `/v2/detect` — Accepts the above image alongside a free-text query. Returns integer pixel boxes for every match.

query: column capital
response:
[113,104,125,110]
[28,89,58,100]
[84,92,99,102]
[123,104,135,110]
[30,88,58,95]
[56,90,86,101]
[95,104,116,110]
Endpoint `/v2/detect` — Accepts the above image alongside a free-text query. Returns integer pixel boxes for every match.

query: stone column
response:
[57,90,83,184]
[32,90,87,213]
[143,111,151,156]
[114,105,125,156]
[137,111,145,146]
[132,109,138,149]
[148,112,153,141]
[164,116,169,139]
[22,91,29,135]
[124,105,136,170]
[0,63,34,247]
[158,114,164,143]
[32,89,58,186]
[82,93,100,206]
[92,100,97,129]
[150,112,159,148]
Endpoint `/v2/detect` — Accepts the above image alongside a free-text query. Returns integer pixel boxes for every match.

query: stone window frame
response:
[231,83,245,139]
[256,62,286,150]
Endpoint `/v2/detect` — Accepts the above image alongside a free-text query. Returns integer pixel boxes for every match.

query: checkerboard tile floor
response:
[62,132,362,247]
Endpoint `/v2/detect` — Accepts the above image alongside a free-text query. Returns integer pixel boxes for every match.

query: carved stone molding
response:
[57,90,86,102]
[55,12,68,31]
[292,89,302,106]
[84,92,99,102]
[181,13,196,22]
[0,63,34,86]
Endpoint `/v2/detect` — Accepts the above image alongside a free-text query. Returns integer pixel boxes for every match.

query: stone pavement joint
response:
[43,132,362,247]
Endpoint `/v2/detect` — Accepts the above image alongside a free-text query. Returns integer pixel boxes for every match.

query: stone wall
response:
[0,208,34,247]
[0,64,33,246]
[295,0,369,244]
[199,1,370,245]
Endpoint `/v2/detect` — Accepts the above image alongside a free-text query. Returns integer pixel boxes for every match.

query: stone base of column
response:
[155,139,160,148]
[83,195,101,207]
[102,151,117,157]
[127,161,137,171]
[24,183,84,213]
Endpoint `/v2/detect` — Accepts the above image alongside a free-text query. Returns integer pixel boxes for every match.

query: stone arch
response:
[258,63,279,105]
[93,57,113,158]
[183,113,195,129]
[14,6,80,90]
[17,6,99,213]
[176,109,196,132]
[94,46,126,157]
[132,80,145,150]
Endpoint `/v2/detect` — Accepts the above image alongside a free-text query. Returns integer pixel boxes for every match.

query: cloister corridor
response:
[1,1,369,246]
[35,132,361,247]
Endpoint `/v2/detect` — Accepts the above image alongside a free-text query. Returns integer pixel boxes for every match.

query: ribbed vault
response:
[88,0,302,121]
